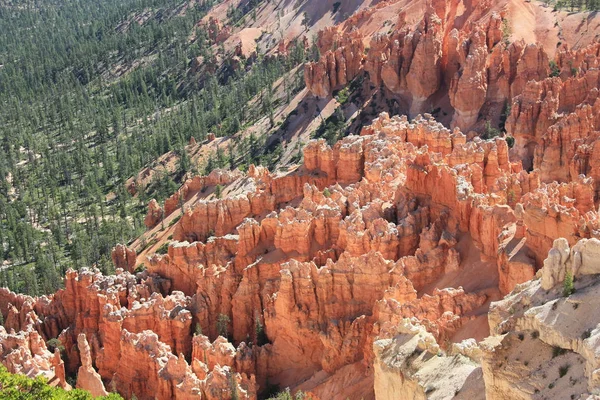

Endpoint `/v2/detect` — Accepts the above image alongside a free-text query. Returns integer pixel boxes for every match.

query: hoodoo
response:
[1,0,600,399]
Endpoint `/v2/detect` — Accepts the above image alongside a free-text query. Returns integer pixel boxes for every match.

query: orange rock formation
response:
[305,2,556,132]
[2,0,600,398]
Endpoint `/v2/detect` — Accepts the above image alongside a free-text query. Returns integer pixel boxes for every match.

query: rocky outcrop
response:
[496,219,537,295]
[263,252,399,380]
[164,169,243,218]
[520,177,596,267]
[509,43,550,98]
[144,198,164,229]
[110,330,203,399]
[1,108,522,398]
[363,11,445,117]
[483,237,600,399]
[505,77,561,170]
[0,267,252,399]
[508,59,600,175]
[4,43,600,397]
[311,5,555,132]
[539,237,600,291]
[376,236,600,399]
[404,14,444,116]
[111,244,136,272]
[449,28,488,130]
[170,163,335,245]
[147,237,238,295]
[205,17,230,44]
[76,334,108,397]
[0,327,70,389]
[373,321,485,400]
[373,284,487,345]
[555,42,600,74]
[304,30,364,98]
[2,0,600,398]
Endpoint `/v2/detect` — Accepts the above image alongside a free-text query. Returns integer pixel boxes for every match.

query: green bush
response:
[481,121,501,140]
[505,136,515,148]
[314,107,346,145]
[46,338,65,354]
[549,61,560,77]
[507,189,516,204]
[563,271,574,297]
[0,364,122,399]
[215,184,223,199]
[552,346,567,358]
[255,314,268,346]
[501,18,511,45]
[571,67,578,77]
[335,87,350,105]
[134,264,147,274]
[169,215,181,227]
[582,329,592,339]
[155,242,170,255]
[267,388,306,400]
[216,313,230,338]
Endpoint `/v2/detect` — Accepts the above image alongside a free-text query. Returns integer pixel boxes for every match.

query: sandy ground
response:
[294,362,375,400]
[226,27,263,57]
[421,234,502,343]
[507,0,600,55]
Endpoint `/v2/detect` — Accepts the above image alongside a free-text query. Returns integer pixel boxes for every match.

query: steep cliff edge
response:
[371,237,600,399]
[482,237,600,399]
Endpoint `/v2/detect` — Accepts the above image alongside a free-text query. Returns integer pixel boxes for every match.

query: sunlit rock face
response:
[2,0,600,398]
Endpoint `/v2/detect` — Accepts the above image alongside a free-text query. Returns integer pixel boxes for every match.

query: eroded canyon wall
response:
[1,0,600,398]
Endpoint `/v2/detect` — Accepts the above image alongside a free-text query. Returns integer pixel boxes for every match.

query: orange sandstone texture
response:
[1,109,600,398]
[111,244,136,273]
[2,5,600,399]
[76,333,108,397]
[0,108,583,398]
[304,29,364,99]
[144,198,164,229]
[305,1,556,132]
[5,82,600,396]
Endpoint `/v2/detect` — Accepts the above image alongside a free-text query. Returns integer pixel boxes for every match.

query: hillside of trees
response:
[543,0,600,11]
[2,0,597,298]
[0,0,309,295]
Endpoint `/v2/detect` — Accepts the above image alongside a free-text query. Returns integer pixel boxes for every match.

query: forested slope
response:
[1,0,599,297]
[0,0,310,294]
